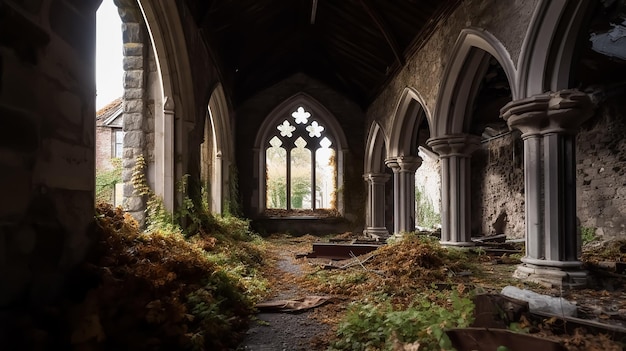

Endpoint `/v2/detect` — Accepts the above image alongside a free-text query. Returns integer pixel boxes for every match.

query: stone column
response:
[501,89,594,287]
[117,1,147,224]
[427,134,480,246]
[385,156,422,234]
[363,173,391,239]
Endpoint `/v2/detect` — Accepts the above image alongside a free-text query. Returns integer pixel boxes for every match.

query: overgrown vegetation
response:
[4,156,270,350]
[92,204,267,350]
[331,290,474,351]
[95,158,122,204]
[580,226,599,245]
[300,233,479,350]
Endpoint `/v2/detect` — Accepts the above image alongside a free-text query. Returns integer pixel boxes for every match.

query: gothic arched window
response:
[254,94,348,216]
[265,106,336,210]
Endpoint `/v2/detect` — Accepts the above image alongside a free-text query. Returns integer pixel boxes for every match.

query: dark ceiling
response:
[186,0,462,108]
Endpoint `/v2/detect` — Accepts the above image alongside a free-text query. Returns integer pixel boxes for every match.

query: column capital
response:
[363,173,391,183]
[427,134,480,157]
[501,89,595,137]
[385,155,422,173]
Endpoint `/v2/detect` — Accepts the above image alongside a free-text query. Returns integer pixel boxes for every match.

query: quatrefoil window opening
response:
[274,107,327,146]
[266,105,337,211]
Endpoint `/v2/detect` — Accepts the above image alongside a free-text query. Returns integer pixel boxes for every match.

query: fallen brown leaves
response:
[2,204,260,351]
[262,233,626,350]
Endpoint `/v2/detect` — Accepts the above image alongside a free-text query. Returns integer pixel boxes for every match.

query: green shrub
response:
[580,226,598,244]
[331,290,474,351]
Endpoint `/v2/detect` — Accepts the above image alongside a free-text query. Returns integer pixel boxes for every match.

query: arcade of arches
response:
[1,0,626,309]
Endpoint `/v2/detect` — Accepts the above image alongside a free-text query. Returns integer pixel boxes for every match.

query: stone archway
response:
[363,121,391,238]
[201,84,233,215]
[428,29,517,246]
[385,88,432,235]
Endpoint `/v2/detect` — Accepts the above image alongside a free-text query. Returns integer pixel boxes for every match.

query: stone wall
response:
[471,132,525,238]
[0,0,99,306]
[116,0,148,224]
[144,47,157,187]
[577,97,626,239]
[366,0,539,130]
[366,0,538,239]
[236,73,366,229]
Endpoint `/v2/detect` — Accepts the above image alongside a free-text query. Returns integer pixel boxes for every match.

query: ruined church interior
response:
[2,0,626,349]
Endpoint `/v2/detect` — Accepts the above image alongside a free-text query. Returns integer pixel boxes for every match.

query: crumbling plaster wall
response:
[236,73,366,227]
[577,98,626,240]
[471,133,525,238]
[0,0,99,306]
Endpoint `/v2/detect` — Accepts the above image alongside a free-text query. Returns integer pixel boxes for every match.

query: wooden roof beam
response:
[358,0,405,67]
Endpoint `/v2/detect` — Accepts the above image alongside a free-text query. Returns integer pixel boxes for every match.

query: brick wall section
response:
[0,0,98,306]
[577,98,626,240]
[95,126,113,171]
[471,132,525,238]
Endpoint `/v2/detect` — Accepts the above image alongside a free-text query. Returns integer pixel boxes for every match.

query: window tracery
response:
[265,106,336,210]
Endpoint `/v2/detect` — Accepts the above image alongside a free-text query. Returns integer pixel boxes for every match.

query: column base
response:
[440,240,475,247]
[363,227,390,241]
[513,263,588,289]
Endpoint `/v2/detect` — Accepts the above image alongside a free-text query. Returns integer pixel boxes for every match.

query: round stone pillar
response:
[363,173,391,239]
[427,134,480,246]
[501,89,594,288]
[385,156,422,235]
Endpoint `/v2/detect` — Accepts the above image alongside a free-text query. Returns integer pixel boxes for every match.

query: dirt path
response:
[237,247,333,351]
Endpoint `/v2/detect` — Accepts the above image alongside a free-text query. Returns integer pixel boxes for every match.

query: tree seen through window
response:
[266,106,336,210]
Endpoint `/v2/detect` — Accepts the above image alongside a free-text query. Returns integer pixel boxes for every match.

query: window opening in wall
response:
[414,147,441,230]
[96,0,123,110]
[265,106,337,213]
[113,129,124,158]
[95,0,124,206]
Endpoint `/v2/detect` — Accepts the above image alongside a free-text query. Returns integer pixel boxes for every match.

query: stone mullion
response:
[286,147,292,210]
[311,148,316,210]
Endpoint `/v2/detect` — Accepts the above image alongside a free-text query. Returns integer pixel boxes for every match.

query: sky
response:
[96,0,124,110]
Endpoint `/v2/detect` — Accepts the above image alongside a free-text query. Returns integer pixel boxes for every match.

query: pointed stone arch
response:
[387,87,432,158]
[136,0,197,212]
[433,28,517,137]
[518,0,593,97]
[364,121,388,174]
[201,83,232,214]
[253,93,348,215]
[428,29,516,246]
[383,88,433,235]
[363,121,391,238]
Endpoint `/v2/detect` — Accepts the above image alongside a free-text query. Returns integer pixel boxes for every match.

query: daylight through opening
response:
[265,106,337,211]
